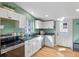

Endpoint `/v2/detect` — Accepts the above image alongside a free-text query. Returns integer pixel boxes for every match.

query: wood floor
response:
[32,46,79,57]
[5,46,79,57]
[6,46,24,57]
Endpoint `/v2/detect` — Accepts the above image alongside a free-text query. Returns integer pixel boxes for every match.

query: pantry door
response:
[73,19,79,43]
[56,20,73,49]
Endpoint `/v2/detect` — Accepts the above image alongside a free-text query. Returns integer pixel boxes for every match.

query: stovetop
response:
[1,39,24,49]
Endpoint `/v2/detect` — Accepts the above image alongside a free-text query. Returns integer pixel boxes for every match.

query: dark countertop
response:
[24,33,55,41]
[33,33,55,35]
[1,35,24,49]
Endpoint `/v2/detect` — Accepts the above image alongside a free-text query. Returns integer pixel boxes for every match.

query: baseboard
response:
[55,45,71,49]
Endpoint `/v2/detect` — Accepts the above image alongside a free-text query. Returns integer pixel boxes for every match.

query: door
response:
[73,19,79,50]
[56,20,73,48]
[73,19,79,43]
[56,21,68,46]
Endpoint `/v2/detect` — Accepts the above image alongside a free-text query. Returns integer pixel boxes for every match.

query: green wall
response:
[73,19,79,43]
[1,18,18,34]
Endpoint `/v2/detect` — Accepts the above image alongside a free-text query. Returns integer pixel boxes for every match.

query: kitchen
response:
[0,2,79,57]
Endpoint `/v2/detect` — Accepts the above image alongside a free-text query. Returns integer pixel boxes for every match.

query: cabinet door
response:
[25,37,42,57]
[0,8,8,18]
[35,20,42,29]
[35,20,39,28]
[25,41,33,57]
[7,10,19,20]
[45,35,54,47]
[36,40,41,50]
[48,21,54,29]
[19,14,26,28]
[31,37,42,55]
[12,12,20,21]
[32,39,37,54]
[43,21,54,29]
[37,36,43,48]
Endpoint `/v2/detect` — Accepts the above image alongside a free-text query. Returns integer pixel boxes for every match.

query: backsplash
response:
[1,18,18,35]
[0,2,36,35]
[35,29,55,33]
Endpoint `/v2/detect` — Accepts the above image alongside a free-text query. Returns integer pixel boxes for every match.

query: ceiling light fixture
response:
[57,17,65,21]
[30,11,34,14]
[45,15,48,17]
[75,9,79,12]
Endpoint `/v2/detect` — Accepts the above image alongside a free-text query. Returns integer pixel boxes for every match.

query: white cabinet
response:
[0,8,26,21]
[19,14,26,28]
[0,8,26,28]
[45,35,54,47]
[25,35,55,57]
[25,40,33,57]
[35,20,42,29]
[32,39,40,54]
[0,8,8,18]
[7,10,19,20]
[35,20,54,29]
[0,8,18,20]
[25,36,42,57]
[44,21,54,29]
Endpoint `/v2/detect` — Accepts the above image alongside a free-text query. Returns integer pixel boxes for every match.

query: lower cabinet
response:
[32,39,41,54]
[25,35,55,57]
[45,35,54,47]
[25,40,33,57]
[25,36,42,57]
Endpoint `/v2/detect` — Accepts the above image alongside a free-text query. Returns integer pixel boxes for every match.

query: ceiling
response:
[15,2,79,20]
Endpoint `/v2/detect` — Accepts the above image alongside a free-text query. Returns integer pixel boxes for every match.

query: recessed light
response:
[57,17,65,21]
[45,15,48,17]
[30,11,34,14]
[75,9,79,12]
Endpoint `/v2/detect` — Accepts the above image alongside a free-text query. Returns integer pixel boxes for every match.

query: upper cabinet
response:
[0,7,26,28]
[35,20,42,29]
[0,8,8,18]
[43,21,54,29]
[19,14,26,28]
[0,8,26,21]
[7,9,19,21]
[35,20,54,29]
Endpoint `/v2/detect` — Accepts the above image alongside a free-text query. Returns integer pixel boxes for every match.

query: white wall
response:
[56,18,73,49]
